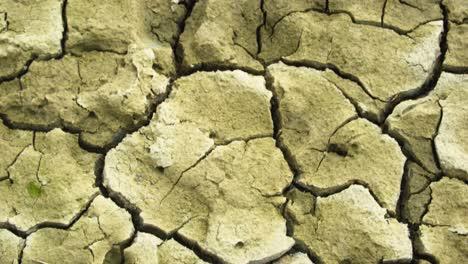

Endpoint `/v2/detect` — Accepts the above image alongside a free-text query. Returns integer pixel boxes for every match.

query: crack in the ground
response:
[174,0,197,75]
[281,191,328,264]
[266,64,391,214]
[89,76,226,263]
[381,0,389,27]
[398,0,422,11]
[265,57,442,263]
[0,78,173,262]
[409,224,439,264]
[2,1,462,262]
[0,56,37,84]
[382,124,439,175]
[443,65,468,74]
[383,2,449,120]
[432,100,444,172]
[279,59,384,102]
[103,181,224,264]
[312,116,360,173]
[263,6,449,228]
[1,143,32,183]
[0,192,99,241]
[256,0,266,55]
[295,179,396,217]
[396,161,413,222]
[60,0,68,55]
[0,71,172,155]
[159,134,272,207]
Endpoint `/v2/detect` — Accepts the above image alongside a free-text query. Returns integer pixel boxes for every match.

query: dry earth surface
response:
[0,0,467,263]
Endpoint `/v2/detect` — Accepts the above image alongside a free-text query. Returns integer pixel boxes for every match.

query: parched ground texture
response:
[0,0,467,263]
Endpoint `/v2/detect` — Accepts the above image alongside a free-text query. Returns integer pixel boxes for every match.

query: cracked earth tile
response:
[387,72,468,178]
[178,0,264,73]
[386,96,441,174]
[173,139,294,263]
[423,177,467,230]
[418,226,468,264]
[0,0,63,79]
[308,119,405,213]
[67,0,189,75]
[445,22,468,72]
[0,122,32,181]
[416,177,468,263]
[0,229,23,264]
[156,70,273,144]
[0,47,169,149]
[443,0,468,72]
[106,137,294,263]
[329,0,442,32]
[434,76,468,181]
[0,129,99,232]
[400,162,435,225]
[268,63,405,213]
[22,195,134,264]
[267,63,357,152]
[273,252,314,264]
[443,0,468,24]
[268,62,385,124]
[286,186,413,263]
[260,10,442,103]
[124,232,207,264]
[104,71,292,263]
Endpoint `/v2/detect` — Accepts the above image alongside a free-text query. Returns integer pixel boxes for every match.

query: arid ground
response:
[0,0,467,263]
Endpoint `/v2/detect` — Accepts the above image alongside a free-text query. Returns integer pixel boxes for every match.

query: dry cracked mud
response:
[0,0,467,264]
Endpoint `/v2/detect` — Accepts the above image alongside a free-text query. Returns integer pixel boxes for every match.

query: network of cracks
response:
[0,0,467,263]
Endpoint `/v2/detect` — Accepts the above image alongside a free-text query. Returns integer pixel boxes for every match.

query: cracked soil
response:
[0,0,467,263]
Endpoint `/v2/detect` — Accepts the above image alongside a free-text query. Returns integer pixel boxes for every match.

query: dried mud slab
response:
[260,10,442,104]
[442,0,468,72]
[0,47,168,149]
[268,63,405,213]
[153,70,273,143]
[0,0,63,79]
[178,0,264,73]
[445,22,468,71]
[104,71,294,263]
[387,72,468,180]
[124,232,207,264]
[0,229,23,264]
[1,0,467,263]
[286,186,413,263]
[399,162,435,225]
[22,195,134,264]
[386,96,442,174]
[0,128,99,232]
[67,0,191,75]
[416,177,468,263]
[0,122,32,181]
[435,78,468,181]
[443,0,468,24]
